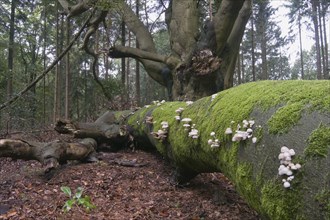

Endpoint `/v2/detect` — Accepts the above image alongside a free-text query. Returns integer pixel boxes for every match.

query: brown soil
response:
[0,131,260,220]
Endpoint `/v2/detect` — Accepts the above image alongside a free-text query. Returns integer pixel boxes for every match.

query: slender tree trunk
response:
[126,32,131,102]
[54,5,62,122]
[121,21,126,106]
[236,52,241,84]
[42,2,47,126]
[260,23,268,80]
[65,18,71,120]
[321,4,328,79]
[7,0,16,100]
[5,0,17,131]
[241,52,244,83]
[251,13,256,81]
[135,0,140,106]
[317,2,326,79]
[298,8,305,79]
[311,0,322,79]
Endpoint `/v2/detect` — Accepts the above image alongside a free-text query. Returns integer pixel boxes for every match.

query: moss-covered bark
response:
[127,80,330,220]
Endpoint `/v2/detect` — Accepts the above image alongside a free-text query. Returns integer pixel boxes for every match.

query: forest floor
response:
[0,131,260,220]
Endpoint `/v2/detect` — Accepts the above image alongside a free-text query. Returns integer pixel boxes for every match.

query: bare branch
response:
[57,0,95,18]
[108,45,180,69]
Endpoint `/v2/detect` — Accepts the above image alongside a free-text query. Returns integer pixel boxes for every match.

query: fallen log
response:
[0,138,97,173]
[57,80,329,220]
[1,80,329,219]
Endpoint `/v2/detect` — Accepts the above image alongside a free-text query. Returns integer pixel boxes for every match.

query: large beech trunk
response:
[53,81,330,220]
[1,81,329,219]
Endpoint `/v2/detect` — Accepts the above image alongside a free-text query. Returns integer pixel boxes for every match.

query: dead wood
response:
[0,138,97,173]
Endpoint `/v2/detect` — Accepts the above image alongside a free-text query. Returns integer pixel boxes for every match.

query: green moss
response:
[125,80,329,219]
[267,103,304,134]
[304,125,330,158]
[261,180,303,220]
[315,189,330,219]
[235,163,261,210]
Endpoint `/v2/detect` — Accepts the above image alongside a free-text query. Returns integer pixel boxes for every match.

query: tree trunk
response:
[65,18,71,120]
[321,3,329,79]
[311,0,322,79]
[121,21,126,105]
[53,80,329,219]
[54,4,62,122]
[135,0,140,106]
[2,80,329,219]
[298,8,305,80]
[251,13,256,81]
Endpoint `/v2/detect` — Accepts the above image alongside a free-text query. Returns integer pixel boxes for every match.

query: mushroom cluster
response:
[152,100,166,106]
[181,118,192,130]
[225,120,258,143]
[188,129,199,139]
[180,118,199,139]
[207,132,220,148]
[151,121,169,142]
[186,101,194,106]
[145,116,153,124]
[175,107,184,121]
[278,146,302,188]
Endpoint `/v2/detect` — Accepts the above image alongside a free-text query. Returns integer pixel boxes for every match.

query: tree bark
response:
[0,138,97,173]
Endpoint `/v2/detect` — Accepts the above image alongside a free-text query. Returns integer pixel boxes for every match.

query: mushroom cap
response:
[281,146,289,153]
[181,118,192,122]
[225,128,233,134]
[175,116,181,120]
[289,149,296,156]
[283,181,291,188]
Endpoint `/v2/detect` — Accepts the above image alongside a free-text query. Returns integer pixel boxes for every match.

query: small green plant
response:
[61,186,96,212]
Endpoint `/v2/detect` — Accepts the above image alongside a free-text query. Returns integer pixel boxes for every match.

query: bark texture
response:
[0,138,97,173]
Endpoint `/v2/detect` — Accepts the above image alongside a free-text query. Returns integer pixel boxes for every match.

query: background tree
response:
[239,0,290,82]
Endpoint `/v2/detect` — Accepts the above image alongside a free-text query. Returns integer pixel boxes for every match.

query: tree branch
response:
[221,0,252,89]
[213,0,244,55]
[57,0,94,18]
[79,10,113,101]
[108,45,180,68]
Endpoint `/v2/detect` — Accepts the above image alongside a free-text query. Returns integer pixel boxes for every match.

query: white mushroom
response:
[283,181,291,188]
[225,128,233,135]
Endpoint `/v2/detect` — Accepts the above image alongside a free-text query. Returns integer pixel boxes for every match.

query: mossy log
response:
[7,80,329,219]
[0,138,97,173]
[64,80,328,220]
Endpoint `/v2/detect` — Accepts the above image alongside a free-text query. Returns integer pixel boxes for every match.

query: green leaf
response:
[74,187,83,199]
[63,199,75,212]
[61,186,72,197]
